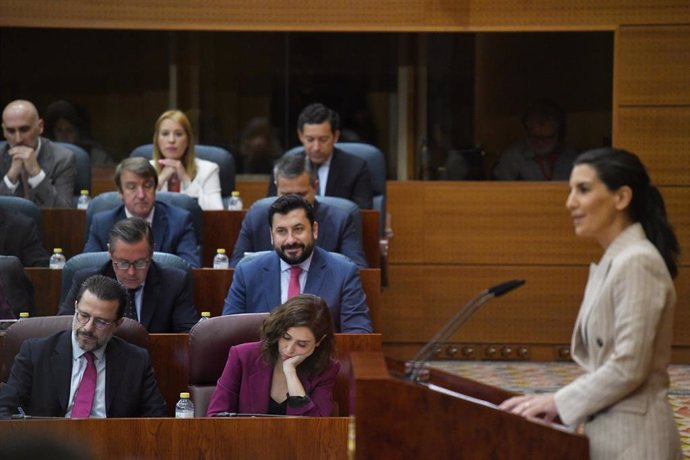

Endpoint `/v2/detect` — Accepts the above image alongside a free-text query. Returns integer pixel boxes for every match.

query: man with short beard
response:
[222,194,372,333]
[0,275,167,419]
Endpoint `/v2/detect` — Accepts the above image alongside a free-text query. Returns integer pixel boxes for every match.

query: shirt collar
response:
[279,251,314,273]
[71,330,107,362]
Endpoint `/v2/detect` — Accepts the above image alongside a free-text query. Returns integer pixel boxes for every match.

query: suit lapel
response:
[151,203,168,252]
[262,254,282,311]
[246,354,272,413]
[138,263,160,330]
[304,248,327,294]
[51,332,74,414]
[104,339,123,416]
[324,149,341,196]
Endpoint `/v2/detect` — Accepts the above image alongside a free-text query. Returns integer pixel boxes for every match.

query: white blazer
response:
[554,223,681,460]
[153,157,224,210]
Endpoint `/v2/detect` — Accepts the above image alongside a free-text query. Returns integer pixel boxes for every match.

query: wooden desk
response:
[0,417,349,459]
[351,352,589,459]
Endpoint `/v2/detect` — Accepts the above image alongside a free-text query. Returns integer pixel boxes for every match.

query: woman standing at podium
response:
[207,294,340,417]
[501,148,682,459]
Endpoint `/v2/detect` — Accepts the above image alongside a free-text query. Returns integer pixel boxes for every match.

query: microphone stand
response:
[406,279,525,383]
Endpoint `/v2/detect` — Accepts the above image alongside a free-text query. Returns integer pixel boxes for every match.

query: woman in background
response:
[500,148,681,459]
[207,294,340,417]
[152,110,223,210]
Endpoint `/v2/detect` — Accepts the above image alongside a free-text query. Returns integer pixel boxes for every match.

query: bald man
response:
[1,100,76,208]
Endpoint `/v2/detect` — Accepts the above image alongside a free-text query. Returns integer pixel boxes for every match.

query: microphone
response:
[406,279,526,382]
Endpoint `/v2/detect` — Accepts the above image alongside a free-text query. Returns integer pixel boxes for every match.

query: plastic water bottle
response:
[198,312,211,323]
[175,392,194,418]
[49,248,66,269]
[76,189,91,210]
[227,191,243,210]
[213,248,229,269]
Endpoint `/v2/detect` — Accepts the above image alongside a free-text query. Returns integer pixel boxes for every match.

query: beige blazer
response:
[554,223,681,460]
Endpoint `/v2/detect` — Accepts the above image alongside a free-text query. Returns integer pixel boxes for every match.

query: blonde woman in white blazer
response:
[501,148,682,460]
[151,110,224,210]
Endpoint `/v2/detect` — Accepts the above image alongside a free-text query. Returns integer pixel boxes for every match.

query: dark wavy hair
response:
[260,294,336,376]
[574,147,679,278]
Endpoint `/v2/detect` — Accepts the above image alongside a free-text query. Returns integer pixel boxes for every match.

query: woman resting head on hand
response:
[207,294,340,417]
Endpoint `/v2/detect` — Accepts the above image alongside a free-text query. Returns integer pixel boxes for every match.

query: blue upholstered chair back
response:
[56,142,91,201]
[59,251,192,304]
[85,191,203,246]
[285,142,386,234]
[0,196,43,238]
[130,144,236,206]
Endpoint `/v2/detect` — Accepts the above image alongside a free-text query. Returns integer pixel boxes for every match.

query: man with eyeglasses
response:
[83,157,200,267]
[59,217,198,332]
[0,274,167,418]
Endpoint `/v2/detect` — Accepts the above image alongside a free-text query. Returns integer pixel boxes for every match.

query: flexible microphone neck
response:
[406,279,525,382]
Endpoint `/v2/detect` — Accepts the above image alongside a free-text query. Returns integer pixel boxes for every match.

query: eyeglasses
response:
[112,258,150,271]
[75,309,116,330]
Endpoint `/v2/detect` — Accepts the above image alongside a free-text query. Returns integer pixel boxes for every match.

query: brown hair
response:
[260,294,336,376]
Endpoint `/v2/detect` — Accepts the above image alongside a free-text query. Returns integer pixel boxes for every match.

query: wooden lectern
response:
[351,352,589,459]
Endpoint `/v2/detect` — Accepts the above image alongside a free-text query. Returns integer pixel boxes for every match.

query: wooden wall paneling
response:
[2,1,690,31]
[235,179,270,208]
[616,107,690,186]
[617,26,690,106]
[202,210,246,267]
[148,333,189,416]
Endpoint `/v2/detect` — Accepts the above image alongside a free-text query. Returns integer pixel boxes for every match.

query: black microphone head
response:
[488,279,526,297]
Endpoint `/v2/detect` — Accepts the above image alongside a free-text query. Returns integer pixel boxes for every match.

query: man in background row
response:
[231,152,367,268]
[84,157,200,267]
[0,99,76,208]
[268,103,373,210]
[61,217,198,333]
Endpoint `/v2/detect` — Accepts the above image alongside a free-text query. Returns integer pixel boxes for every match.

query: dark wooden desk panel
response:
[25,267,62,317]
[40,209,86,260]
[0,417,348,459]
[193,268,381,331]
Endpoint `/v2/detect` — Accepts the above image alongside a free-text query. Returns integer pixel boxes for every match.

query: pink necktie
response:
[288,266,302,299]
[71,352,96,418]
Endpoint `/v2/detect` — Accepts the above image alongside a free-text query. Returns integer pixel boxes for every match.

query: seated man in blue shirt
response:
[230,152,367,268]
[84,157,200,267]
[223,195,372,333]
[0,274,167,418]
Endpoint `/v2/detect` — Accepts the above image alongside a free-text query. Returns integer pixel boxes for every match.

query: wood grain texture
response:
[0,417,349,459]
[2,1,689,31]
[617,26,690,106]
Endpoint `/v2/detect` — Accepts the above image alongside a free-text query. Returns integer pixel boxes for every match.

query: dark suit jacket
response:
[0,207,50,267]
[222,247,372,333]
[83,201,200,267]
[206,341,340,417]
[229,199,367,268]
[58,261,198,333]
[0,330,167,418]
[268,148,373,209]
[0,137,76,208]
[0,256,35,318]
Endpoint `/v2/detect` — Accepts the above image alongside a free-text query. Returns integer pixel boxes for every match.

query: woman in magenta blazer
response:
[207,294,340,417]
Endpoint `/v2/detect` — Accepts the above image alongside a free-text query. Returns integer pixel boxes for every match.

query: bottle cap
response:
[19,312,30,318]
[180,392,190,399]
[80,189,89,195]
[53,248,63,253]
[231,191,240,197]
[216,248,226,254]
[201,312,211,318]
